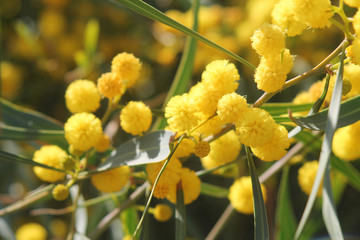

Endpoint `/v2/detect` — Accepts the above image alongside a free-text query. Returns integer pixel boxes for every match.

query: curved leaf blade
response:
[97,130,174,170]
[294,47,345,240]
[0,124,67,148]
[175,186,186,240]
[261,103,312,116]
[275,166,297,240]
[200,182,229,198]
[245,147,269,240]
[292,95,360,131]
[113,0,255,69]
[153,0,199,130]
[1,98,63,130]
[0,150,66,173]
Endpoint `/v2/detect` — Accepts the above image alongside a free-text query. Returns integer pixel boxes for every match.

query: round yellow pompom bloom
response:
[344,63,360,96]
[201,130,241,170]
[94,134,111,152]
[168,129,197,158]
[120,101,152,135]
[298,160,322,196]
[201,60,240,92]
[146,157,182,186]
[251,23,285,57]
[251,124,290,162]
[33,145,67,182]
[153,204,172,222]
[97,72,125,99]
[235,108,277,148]
[332,121,360,161]
[111,52,141,88]
[64,112,103,151]
[65,79,101,113]
[271,0,307,36]
[16,222,47,240]
[346,39,360,65]
[52,184,69,201]
[166,168,201,205]
[194,141,211,158]
[196,115,225,136]
[290,0,333,29]
[217,93,248,123]
[254,52,293,93]
[353,9,360,35]
[345,0,360,7]
[91,166,130,193]
[228,176,267,214]
[189,82,223,117]
[165,94,202,132]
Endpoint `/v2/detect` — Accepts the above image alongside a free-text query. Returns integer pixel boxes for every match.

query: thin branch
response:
[252,39,349,108]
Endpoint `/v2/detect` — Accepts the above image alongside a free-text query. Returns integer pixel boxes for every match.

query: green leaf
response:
[261,103,312,116]
[1,98,63,130]
[97,130,173,170]
[121,207,139,236]
[175,186,186,240]
[84,18,99,59]
[245,147,269,240]
[294,47,345,240]
[153,0,199,130]
[114,0,255,70]
[295,130,360,191]
[291,95,360,130]
[0,150,66,173]
[275,166,297,240]
[0,124,67,148]
[200,182,229,198]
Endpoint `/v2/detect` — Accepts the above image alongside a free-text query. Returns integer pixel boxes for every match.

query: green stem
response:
[131,135,185,239]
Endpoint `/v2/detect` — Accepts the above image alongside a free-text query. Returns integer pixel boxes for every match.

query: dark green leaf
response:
[261,103,312,116]
[0,150,66,173]
[97,130,174,170]
[0,124,67,148]
[175,185,186,240]
[1,98,63,130]
[275,166,297,240]
[292,95,360,130]
[245,147,269,240]
[294,47,345,240]
[153,0,199,130]
[200,182,229,198]
[114,0,255,70]
[295,130,360,191]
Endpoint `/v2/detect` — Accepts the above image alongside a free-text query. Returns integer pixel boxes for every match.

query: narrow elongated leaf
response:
[121,207,139,236]
[175,186,186,240]
[261,103,312,116]
[200,182,229,198]
[114,0,255,70]
[1,98,63,130]
[153,0,199,130]
[97,130,173,170]
[70,185,88,240]
[0,124,67,148]
[294,47,345,240]
[0,218,15,240]
[275,166,297,240]
[84,19,99,59]
[295,130,360,191]
[0,150,66,173]
[292,95,360,130]
[245,147,269,240]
